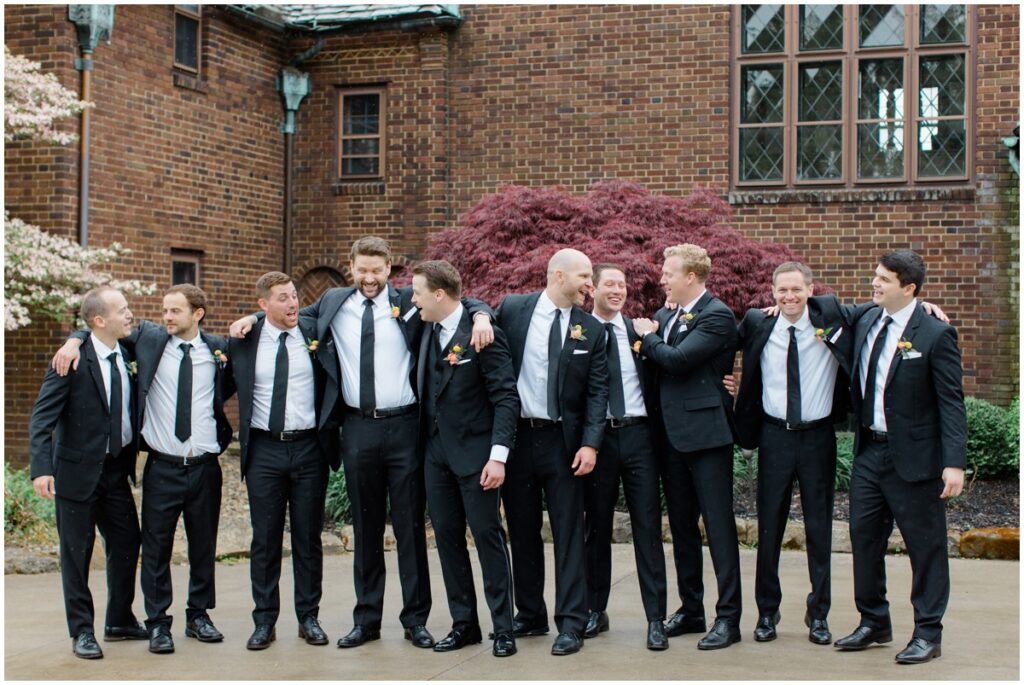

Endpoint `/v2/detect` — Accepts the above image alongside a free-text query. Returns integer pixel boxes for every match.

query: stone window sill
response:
[173,71,208,94]
[332,181,386,196]
[728,186,975,205]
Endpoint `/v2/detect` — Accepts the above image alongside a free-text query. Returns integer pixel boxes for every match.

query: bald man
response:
[494,249,610,656]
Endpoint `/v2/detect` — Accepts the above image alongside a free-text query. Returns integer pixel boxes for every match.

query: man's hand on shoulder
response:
[229,314,258,339]
[920,300,950,324]
[52,338,84,376]
[471,312,494,352]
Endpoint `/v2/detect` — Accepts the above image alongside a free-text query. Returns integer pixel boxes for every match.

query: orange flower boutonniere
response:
[212,349,229,366]
[897,338,916,359]
[446,344,466,366]
[632,340,642,355]
[815,327,833,343]
[305,338,319,356]
[391,305,401,319]
[570,324,587,341]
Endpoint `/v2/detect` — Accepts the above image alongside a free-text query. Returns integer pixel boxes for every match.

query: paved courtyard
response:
[4,545,1018,680]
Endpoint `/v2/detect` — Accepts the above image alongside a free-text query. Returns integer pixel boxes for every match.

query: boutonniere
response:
[446,344,466,366]
[126,360,138,377]
[682,312,694,322]
[305,338,319,356]
[632,340,642,355]
[897,337,916,359]
[391,305,401,319]
[570,324,587,341]
[212,349,229,366]
[815,327,834,343]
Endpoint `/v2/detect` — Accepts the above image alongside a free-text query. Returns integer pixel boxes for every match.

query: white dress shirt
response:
[251,319,316,431]
[664,289,706,337]
[860,300,916,432]
[141,332,220,457]
[90,335,133,453]
[603,313,647,418]
[333,287,416,411]
[434,304,510,463]
[761,307,839,422]
[518,291,572,419]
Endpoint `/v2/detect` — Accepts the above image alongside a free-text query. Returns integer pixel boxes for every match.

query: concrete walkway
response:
[4,546,1018,680]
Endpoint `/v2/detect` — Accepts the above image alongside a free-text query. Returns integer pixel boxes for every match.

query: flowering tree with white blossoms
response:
[4,46,154,331]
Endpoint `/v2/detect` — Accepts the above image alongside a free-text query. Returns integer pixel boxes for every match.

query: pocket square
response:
[456,358,473,365]
[402,307,418,322]
[904,350,922,359]
[828,327,843,343]
[572,349,589,355]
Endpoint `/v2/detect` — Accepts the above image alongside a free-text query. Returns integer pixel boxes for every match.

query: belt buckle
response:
[182,455,194,466]
[786,422,795,430]
[610,418,624,429]
[279,431,294,442]
[372,409,385,419]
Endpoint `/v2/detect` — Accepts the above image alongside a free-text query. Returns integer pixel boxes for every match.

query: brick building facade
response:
[4,4,1019,462]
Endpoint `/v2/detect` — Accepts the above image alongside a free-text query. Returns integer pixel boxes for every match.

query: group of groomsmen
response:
[31,235,966,667]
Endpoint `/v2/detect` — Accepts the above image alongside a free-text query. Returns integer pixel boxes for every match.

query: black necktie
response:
[786,325,802,427]
[269,331,289,434]
[107,352,123,455]
[547,309,562,421]
[605,322,626,419]
[360,299,376,413]
[175,343,193,442]
[862,315,894,428]
[434,322,444,355]
[668,311,685,344]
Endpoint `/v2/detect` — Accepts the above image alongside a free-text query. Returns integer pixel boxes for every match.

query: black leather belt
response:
[252,428,317,442]
[606,416,647,429]
[763,414,832,431]
[862,427,889,443]
[149,450,218,467]
[346,403,418,419]
[521,417,560,428]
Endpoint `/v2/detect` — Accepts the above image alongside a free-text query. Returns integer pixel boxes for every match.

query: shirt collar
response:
[680,289,707,314]
[91,334,119,360]
[263,318,299,340]
[172,332,202,348]
[539,290,571,318]
[777,306,812,332]
[360,286,392,309]
[437,303,464,334]
[883,299,917,327]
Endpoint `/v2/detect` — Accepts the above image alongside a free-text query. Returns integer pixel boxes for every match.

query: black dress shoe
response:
[185,615,224,643]
[804,612,832,645]
[664,611,706,637]
[297,615,328,645]
[697,619,741,650]
[246,624,276,650]
[753,611,781,642]
[433,625,483,652]
[337,625,380,648]
[583,610,609,639]
[647,621,669,651]
[493,632,517,657]
[72,632,103,659]
[895,637,941,664]
[550,631,583,655]
[404,624,435,648]
[149,624,175,654]
[502,617,549,638]
[834,624,893,651]
[104,622,148,641]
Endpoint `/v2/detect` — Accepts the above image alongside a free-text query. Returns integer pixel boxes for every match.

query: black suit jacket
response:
[496,291,609,455]
[417,311,520,478]
[71,320,234,455]
[620,314,659,414]
[29,334,139,501]
[732,296,872,449]
[850,302,967,482]
[223,315,340,479]
[639,292,737,453]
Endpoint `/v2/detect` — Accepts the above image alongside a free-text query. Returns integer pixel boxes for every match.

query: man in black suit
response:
[410,260,520,658]
[835,250,966,664]
[495,248,609,656]
[732,262,870,646]
[52,284,234,653]
[633,243,741,650]
[30,286,148,659]
[229,237,494,649]
[223,271,340,651]
[583,263,668,650]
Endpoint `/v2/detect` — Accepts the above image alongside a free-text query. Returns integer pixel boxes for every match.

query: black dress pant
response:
[755,421,836,620]
[502,421,587,636]
[245,432,328,626]
[424,437,514,635]
[141,455,222,629]
[341,411,431,629]
[584,421,666,622]
[849,438,949,642]
[662,443,741,624]
[55,452,141,637]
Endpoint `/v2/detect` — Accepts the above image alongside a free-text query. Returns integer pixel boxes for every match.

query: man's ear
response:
[807,283,815,296]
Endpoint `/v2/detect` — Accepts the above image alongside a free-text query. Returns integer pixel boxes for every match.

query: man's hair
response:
[412,260,462,299]
[663,243,711,280]
[879,250,926,296]
[772,261,813,285]
[165,284,208,322]
[350,236,392,262]
[255,271,293,299]
[79,286,119,328]
[592,262,626,285]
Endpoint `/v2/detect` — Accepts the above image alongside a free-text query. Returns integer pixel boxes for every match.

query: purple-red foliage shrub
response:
[413,181,831,318]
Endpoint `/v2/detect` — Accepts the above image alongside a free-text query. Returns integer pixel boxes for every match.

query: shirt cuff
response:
[488,445,510,463]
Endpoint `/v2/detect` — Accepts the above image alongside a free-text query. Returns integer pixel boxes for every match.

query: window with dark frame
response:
[733,4,971,189]
[171,251,201,286]
[338,88,385,180]
[174,5,201,73]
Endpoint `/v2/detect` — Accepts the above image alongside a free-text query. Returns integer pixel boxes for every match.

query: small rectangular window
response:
[338,88,386,180]
[171,251,201,285]
[174,5,201,73]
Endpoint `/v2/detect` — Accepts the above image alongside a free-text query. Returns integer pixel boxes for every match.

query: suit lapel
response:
[438,312,473,399]
[558,307,584,398]
[246,319,265,404]
[85,341,110,413]
[883,303,922,390]
[623,315,644,388]
[319,287,354,340]
[853,307,883,381]
[416,319,432,400]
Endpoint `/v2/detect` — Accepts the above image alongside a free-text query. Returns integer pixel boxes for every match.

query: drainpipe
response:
[68,5,114,247]
[277,66,312,274]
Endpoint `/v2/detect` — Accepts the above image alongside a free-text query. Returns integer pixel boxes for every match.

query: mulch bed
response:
[732,478,1020,531]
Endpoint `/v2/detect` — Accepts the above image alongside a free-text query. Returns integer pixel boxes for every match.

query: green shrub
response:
[324,467,352,524]
[835,432,854,492]
[4,463,56,544]
[1007,398,1019,463]
[965,396,1017,479]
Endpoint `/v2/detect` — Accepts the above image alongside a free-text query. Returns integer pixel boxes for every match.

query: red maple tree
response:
[412,181,828,318]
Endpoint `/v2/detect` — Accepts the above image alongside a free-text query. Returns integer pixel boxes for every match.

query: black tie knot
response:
[364,299,374,309]
[107,351,118,363]
[180,342,192,355]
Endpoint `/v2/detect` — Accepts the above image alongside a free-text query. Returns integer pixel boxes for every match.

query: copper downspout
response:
[78,51,92,247]
[284,132,293,274]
